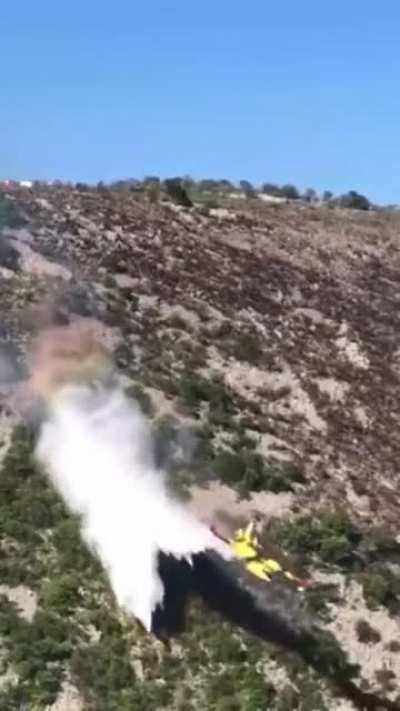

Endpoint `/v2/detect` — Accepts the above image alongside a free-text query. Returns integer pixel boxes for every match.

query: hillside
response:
[0,183,399,709]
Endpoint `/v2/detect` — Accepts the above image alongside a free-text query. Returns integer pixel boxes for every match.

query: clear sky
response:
[1,2,399,202]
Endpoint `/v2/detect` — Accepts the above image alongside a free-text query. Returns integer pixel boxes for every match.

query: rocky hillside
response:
[0,183,399,709]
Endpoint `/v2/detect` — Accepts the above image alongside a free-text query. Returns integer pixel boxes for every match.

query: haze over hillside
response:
[0,181,399,709]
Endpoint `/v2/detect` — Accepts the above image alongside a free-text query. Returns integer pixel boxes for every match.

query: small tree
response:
[280,184,300,200]
[322,190,333,202]
[197,179,220,192]
[339,190,370,211]
[143,176,161,204]
[164,178,193,207]
[0,195,26,231]
[143,175,160,185]
[239,180,257,199]
[304,188,318,203]
[182,175,195,193]
[217,179,235,193]
[261,182,280,196]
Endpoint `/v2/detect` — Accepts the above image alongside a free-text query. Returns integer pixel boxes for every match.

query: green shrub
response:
[361,566,400,613]
[203,198,220,210]
[339,190,370,211]
[179,374,235,417]
[355,619,381,644]
[212,448,303,498]
[0,598,73,705]
[375,667,396,693]
[359,526,400,563]
[304,583,341,623]
[273,510,361,568]
[164,178,193,207]
[233,332,263,365]
[0,195,26,231]
[40,574,82,615]
[213,450,246,485]
[124,383,154,417]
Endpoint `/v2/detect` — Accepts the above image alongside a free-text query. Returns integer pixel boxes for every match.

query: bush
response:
[179,374,235,417]
[152,416,178,470]
[0,195,26,231]
[358,526,400,563]
[279,184,300,200]
[273,510,361,568]
[300,628,360,683]
[355,619,381,644]
[212,449,304,497]
[260,183,300,200]
[375,667,396,693]
[0,598,72,705]
[213,450,246,485]
[361,566,400,613]
[52,517,101,576]
[147,183,160,204]
[304,583,341,622]
[239,180,257,199]
[304,188,318,203]
[203,198,220,210]
[124,383,154,417]
[339,190,370,210]
[233,331,263,365]
[261,182,280,196]
[164,178,193,207]
[40,574,82,615]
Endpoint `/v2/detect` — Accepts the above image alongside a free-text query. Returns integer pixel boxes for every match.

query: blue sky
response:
[1,1,399,202]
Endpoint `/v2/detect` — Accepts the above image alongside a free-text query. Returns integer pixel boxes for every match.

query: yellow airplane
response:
[211,521,310,590]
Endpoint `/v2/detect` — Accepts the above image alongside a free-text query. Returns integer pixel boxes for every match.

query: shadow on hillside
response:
[153,551,399,711]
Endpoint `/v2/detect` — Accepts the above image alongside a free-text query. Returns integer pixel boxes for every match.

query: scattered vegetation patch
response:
[0,407,394,708]
[375,667,397,694]
[258,384,291,402]
[202,197,220,211]
[233,331,264,365]
[212,448,304,498]
[271,509,362,569]
[360,565,400,614]
[152,415,178,470]
[124,382,155,417]
[304,583,342,623]
[0,195,26,231]
[271,511,400,617]
[179,373,235,420]
[151,417,217,498]
[355,618,381,644]
[164,312,189,331]
[358,526,400,564]
[0,426,64,587]
[0,425,109,705]
[70,612,175,711]
[273,628,360,710]
[181,601,274,711]
[164,177,193,207]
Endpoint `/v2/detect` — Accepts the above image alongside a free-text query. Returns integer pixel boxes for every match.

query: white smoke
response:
[35,381,231,631]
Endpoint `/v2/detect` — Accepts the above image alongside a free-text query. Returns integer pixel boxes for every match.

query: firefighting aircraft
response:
[210,521,311,591]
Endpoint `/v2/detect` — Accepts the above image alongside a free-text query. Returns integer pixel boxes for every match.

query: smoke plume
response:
[30,323,231,631]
